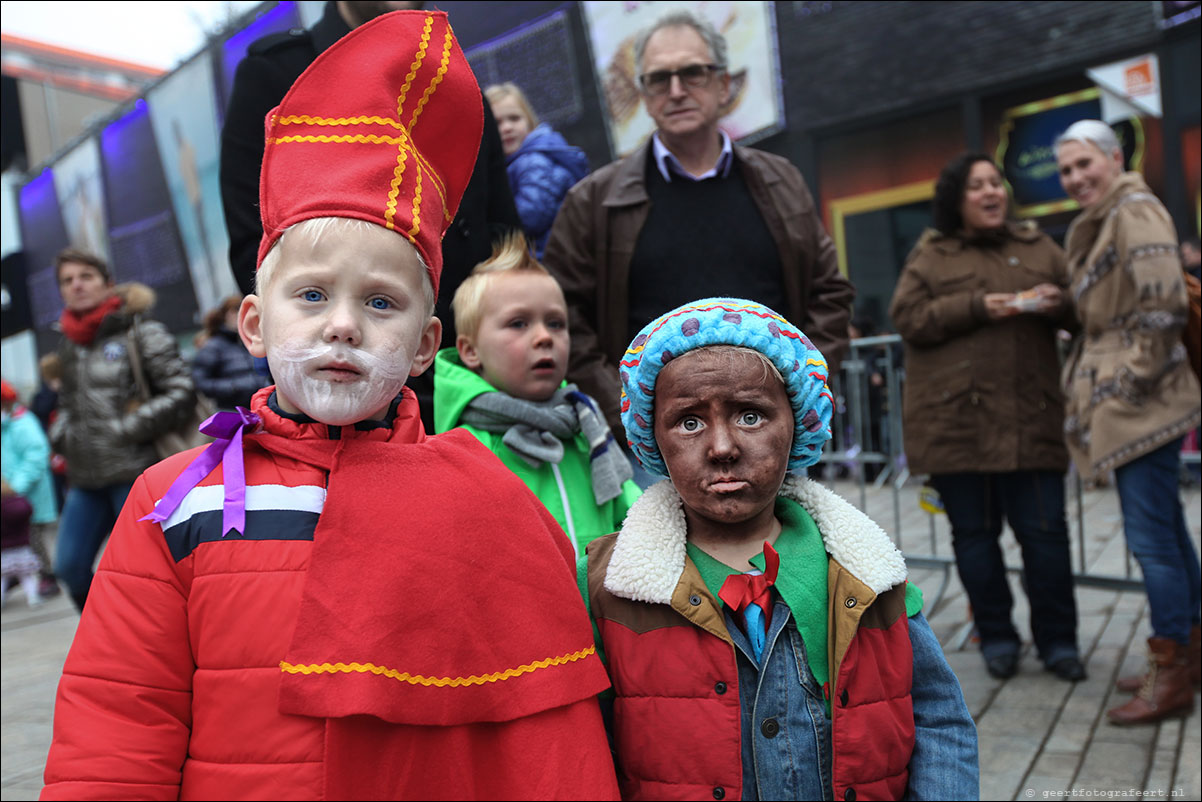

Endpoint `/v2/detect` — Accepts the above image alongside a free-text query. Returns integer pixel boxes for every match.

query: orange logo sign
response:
[1124,61,1155,97]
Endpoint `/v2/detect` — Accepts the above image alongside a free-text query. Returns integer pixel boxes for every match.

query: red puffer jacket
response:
[42,387,618,800]
[41,390,401,799]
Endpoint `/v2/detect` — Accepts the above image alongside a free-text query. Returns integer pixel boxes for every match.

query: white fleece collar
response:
[604,474,907,604]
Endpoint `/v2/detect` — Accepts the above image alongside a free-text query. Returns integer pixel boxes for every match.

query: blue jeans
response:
[54,482,134,611]
[1114,438,1202,644]
[930,471,1079,664]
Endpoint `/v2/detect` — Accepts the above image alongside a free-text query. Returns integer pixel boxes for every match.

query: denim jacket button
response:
[689,594,702,606]
[712,786,725,800]
[760,717,780,738]
[844,596,857,608]
[714,681,727,694]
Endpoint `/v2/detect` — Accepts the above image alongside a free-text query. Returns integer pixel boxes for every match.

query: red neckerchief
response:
[59,295,122,345]
[718,541,782,633]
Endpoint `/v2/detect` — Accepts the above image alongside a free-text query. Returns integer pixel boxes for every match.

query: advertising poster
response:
[52,138,109,264]
[16,169,71,350]
[147,51,238,315]
[100,102,199,331]
[466,9,584,129]
[581,0,783,158]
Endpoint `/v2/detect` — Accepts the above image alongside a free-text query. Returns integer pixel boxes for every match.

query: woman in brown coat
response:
[1056,120,1201,725]
[890,153,1085,682]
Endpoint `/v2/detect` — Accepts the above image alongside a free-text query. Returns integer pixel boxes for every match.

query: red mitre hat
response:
[257,10,483,297]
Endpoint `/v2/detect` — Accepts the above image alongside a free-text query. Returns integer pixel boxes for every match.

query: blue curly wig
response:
[620,297,833,477]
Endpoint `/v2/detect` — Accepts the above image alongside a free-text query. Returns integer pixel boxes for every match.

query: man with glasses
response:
[543,9,854,439]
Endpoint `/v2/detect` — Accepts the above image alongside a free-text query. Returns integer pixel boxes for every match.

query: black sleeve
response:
[219,49,312,296]
[480,99,521,235]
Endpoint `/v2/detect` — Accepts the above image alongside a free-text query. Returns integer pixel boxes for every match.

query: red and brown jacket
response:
[587,475,915,801]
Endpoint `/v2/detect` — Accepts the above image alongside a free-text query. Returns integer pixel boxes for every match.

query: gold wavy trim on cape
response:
[280,645,596,687]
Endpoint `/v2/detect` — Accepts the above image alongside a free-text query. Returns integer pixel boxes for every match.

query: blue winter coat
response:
[1,406,57,525]
[507,123,589,259]
[191,328,269,411]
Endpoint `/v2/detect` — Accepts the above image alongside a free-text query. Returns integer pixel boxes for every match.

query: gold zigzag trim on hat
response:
[272,134,407,145]
[383,14,433,238]
[270,119,450,219]
[277,114,403,129]
[279,645,597,687]
[407,27,454,238]
[266,12,457,250]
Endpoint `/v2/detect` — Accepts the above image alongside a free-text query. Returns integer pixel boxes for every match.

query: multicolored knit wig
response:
[619,298,833,477]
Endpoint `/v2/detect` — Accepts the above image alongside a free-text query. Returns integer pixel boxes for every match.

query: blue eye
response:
[369,297,392,311]
[508,319,528,329]
[680,417,702,432]
[740,411,763,426]
[302,289,324,303]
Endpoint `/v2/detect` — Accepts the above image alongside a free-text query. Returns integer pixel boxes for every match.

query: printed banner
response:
[581,0,783,158]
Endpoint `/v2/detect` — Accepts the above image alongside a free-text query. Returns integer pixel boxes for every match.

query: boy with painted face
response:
[41,12,618,801]
[579,298,980,801]
[433,233,640,556]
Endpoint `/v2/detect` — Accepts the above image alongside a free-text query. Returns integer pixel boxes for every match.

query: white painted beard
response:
[269,341,410,425]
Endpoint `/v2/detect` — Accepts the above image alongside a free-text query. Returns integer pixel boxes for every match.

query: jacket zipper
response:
[550,462,579,560]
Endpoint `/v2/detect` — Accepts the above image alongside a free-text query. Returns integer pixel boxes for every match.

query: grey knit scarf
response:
[460,386,632,504]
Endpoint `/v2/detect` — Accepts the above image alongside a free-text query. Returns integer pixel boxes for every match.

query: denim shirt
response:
[729,601,979,800]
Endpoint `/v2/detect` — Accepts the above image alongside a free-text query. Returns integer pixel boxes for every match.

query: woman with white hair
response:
[1056,119,1201,725]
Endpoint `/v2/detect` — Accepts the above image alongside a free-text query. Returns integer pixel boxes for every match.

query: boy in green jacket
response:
[433,234,640,556]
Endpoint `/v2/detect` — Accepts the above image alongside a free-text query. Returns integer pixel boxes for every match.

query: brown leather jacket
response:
[889,223,1072,476]
[543,140,854,435]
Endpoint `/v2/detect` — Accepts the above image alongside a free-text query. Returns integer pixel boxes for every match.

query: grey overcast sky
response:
[1,1,262,70]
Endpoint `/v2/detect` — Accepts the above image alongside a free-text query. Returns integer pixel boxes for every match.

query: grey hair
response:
[633,9,728,74]
[257,217,435,316]
[1054,119,1121,159]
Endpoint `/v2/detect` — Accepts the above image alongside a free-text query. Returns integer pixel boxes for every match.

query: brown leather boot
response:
[1107,637,1195,725]
[1116,624,1202,692]
[1191,624,1201,688]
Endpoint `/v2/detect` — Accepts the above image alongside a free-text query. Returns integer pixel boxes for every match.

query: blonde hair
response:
[39,353,62,383]
[691,345,785,387]
[452,232,553,340]
[257,217,434,315]
[484,82,539,129]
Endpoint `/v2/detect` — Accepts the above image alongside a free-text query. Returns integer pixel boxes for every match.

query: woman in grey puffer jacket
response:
[50,249,195,611]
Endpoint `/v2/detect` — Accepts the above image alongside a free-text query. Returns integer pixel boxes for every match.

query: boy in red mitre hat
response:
[41,12,619,801]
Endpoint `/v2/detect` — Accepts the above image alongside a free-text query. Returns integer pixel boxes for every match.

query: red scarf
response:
[59,295,122,345]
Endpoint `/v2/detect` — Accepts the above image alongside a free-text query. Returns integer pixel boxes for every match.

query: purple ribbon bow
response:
[140,407,261,538]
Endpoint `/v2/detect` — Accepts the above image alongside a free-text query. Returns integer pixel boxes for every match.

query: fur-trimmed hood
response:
[114,282,157,316]
[604,474,907,604]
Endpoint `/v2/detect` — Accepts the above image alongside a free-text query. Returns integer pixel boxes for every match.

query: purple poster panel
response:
[17,169,71,352]
[100,100,199,331]
[217,0,303,119]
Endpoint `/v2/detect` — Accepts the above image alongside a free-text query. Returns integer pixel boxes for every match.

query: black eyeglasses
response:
[638,63,723,96]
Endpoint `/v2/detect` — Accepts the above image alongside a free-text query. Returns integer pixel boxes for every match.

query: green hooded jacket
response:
[433,348,641,557]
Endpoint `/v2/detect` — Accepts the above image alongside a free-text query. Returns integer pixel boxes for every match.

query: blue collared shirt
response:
[651,130,734,182]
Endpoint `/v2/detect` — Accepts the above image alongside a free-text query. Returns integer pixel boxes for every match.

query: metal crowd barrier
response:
[817,334,1176,620]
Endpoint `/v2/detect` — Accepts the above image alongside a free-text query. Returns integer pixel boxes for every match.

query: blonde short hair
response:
[452,232,553,340]
[483,82,539,130]
[256,217,434,315]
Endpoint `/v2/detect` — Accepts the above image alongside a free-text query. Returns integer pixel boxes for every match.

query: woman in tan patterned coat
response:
[1056,120,1201,726]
